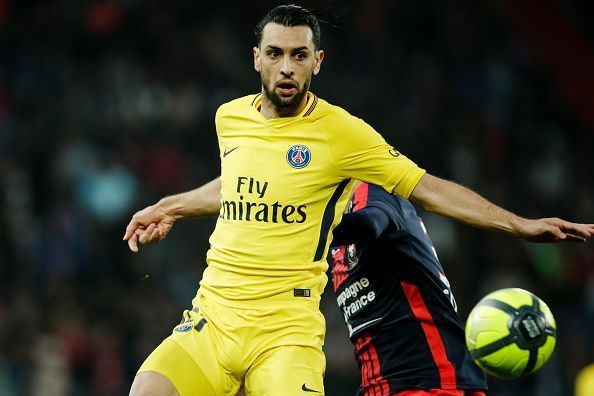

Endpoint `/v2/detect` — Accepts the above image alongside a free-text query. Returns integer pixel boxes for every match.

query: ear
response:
[312,50,324,76]
[253,47,261,72]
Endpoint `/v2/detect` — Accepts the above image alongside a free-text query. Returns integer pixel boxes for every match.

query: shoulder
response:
[310,97,379,142]
[367,184,399,211]
[309,96,358,124]
[367,184,418,221]
[322,102,386,152]
[216,94,259,119]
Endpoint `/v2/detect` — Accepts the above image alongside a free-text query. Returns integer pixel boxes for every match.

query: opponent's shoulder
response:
[366,184,419,226]
[216,94,259,118]
[369,184,411,207]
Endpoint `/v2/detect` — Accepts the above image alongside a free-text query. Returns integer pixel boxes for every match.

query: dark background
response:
[1,0,593,395]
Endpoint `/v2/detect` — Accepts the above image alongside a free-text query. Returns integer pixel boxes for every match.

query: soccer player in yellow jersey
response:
[124,5,594,396]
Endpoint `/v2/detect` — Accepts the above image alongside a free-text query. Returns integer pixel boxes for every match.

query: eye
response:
[295,51,307,60]
[268,49,280,58]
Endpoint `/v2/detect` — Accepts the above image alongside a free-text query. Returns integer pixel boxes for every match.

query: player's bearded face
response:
[261,73,311,110]
[255,24,324,115]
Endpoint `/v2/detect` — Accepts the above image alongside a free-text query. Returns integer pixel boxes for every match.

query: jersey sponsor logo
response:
[337,277,377,323]
[219,176,307,224]
[342,289,376,320]
[337,277,371,306]
[174,322,193,332]
[223,146,239,157]
[286,145,311,169]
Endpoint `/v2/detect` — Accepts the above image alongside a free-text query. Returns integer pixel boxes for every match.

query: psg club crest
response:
[286,145,311,169]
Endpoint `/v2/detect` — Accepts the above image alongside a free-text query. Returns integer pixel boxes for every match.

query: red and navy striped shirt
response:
[329,183,487,395]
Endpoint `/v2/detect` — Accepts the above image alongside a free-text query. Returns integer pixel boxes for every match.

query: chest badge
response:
[286,145,311,169]
[347,244,361,270]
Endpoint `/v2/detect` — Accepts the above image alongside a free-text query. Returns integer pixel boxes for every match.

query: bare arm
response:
[409,173,594,242]
[157,177,222,219]
[123,177,222,252]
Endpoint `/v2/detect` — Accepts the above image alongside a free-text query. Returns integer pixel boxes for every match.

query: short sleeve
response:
[327,114,426,198]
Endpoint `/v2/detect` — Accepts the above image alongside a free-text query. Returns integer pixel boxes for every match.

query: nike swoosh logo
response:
[348,317,383,337]
[301,384,321,393]
[223,146,239,157]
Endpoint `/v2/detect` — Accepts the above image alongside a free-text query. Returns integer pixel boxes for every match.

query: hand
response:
[123,203,176,252]
[520,218,594,243]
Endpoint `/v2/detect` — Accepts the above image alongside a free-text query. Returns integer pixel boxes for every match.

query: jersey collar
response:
[251,92,318,119]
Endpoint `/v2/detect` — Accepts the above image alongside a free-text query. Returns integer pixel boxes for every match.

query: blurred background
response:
[1,0,593,395]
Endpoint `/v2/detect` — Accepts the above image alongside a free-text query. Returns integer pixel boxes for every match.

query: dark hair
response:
[255,5,321,50]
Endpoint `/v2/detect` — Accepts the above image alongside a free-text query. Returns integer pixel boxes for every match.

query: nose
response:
[280,54,294,76]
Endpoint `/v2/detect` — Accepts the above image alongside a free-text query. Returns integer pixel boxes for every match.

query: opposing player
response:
[124,5,594,396]
[330,182,488,395]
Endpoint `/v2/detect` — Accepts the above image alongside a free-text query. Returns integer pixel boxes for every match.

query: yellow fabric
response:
[200,92,426,305]
[137,339,220,396]
[245,345,325,395]
[576,363,594,396]
[138,294,326,395]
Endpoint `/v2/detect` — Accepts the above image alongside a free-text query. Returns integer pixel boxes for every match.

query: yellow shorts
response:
[137,293,326,395]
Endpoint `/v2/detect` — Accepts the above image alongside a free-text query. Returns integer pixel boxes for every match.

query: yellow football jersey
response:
[198,92,426,305]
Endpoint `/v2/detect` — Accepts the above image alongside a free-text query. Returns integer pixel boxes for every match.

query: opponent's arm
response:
[123,177,222,252]
[409,173,594,243]
[332,207,391,246]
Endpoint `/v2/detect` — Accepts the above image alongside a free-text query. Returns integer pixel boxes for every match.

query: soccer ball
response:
[465,288,557,379]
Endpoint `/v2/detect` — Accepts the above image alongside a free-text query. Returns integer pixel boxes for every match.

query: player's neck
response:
[259,92,309,119]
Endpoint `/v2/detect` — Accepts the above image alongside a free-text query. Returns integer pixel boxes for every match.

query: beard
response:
[262,77,311,116]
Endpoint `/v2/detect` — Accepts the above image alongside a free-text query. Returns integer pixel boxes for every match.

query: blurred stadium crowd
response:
[1,1,593,395]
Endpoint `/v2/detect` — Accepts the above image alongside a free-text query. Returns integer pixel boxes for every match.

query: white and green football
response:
[465,288,557,379]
